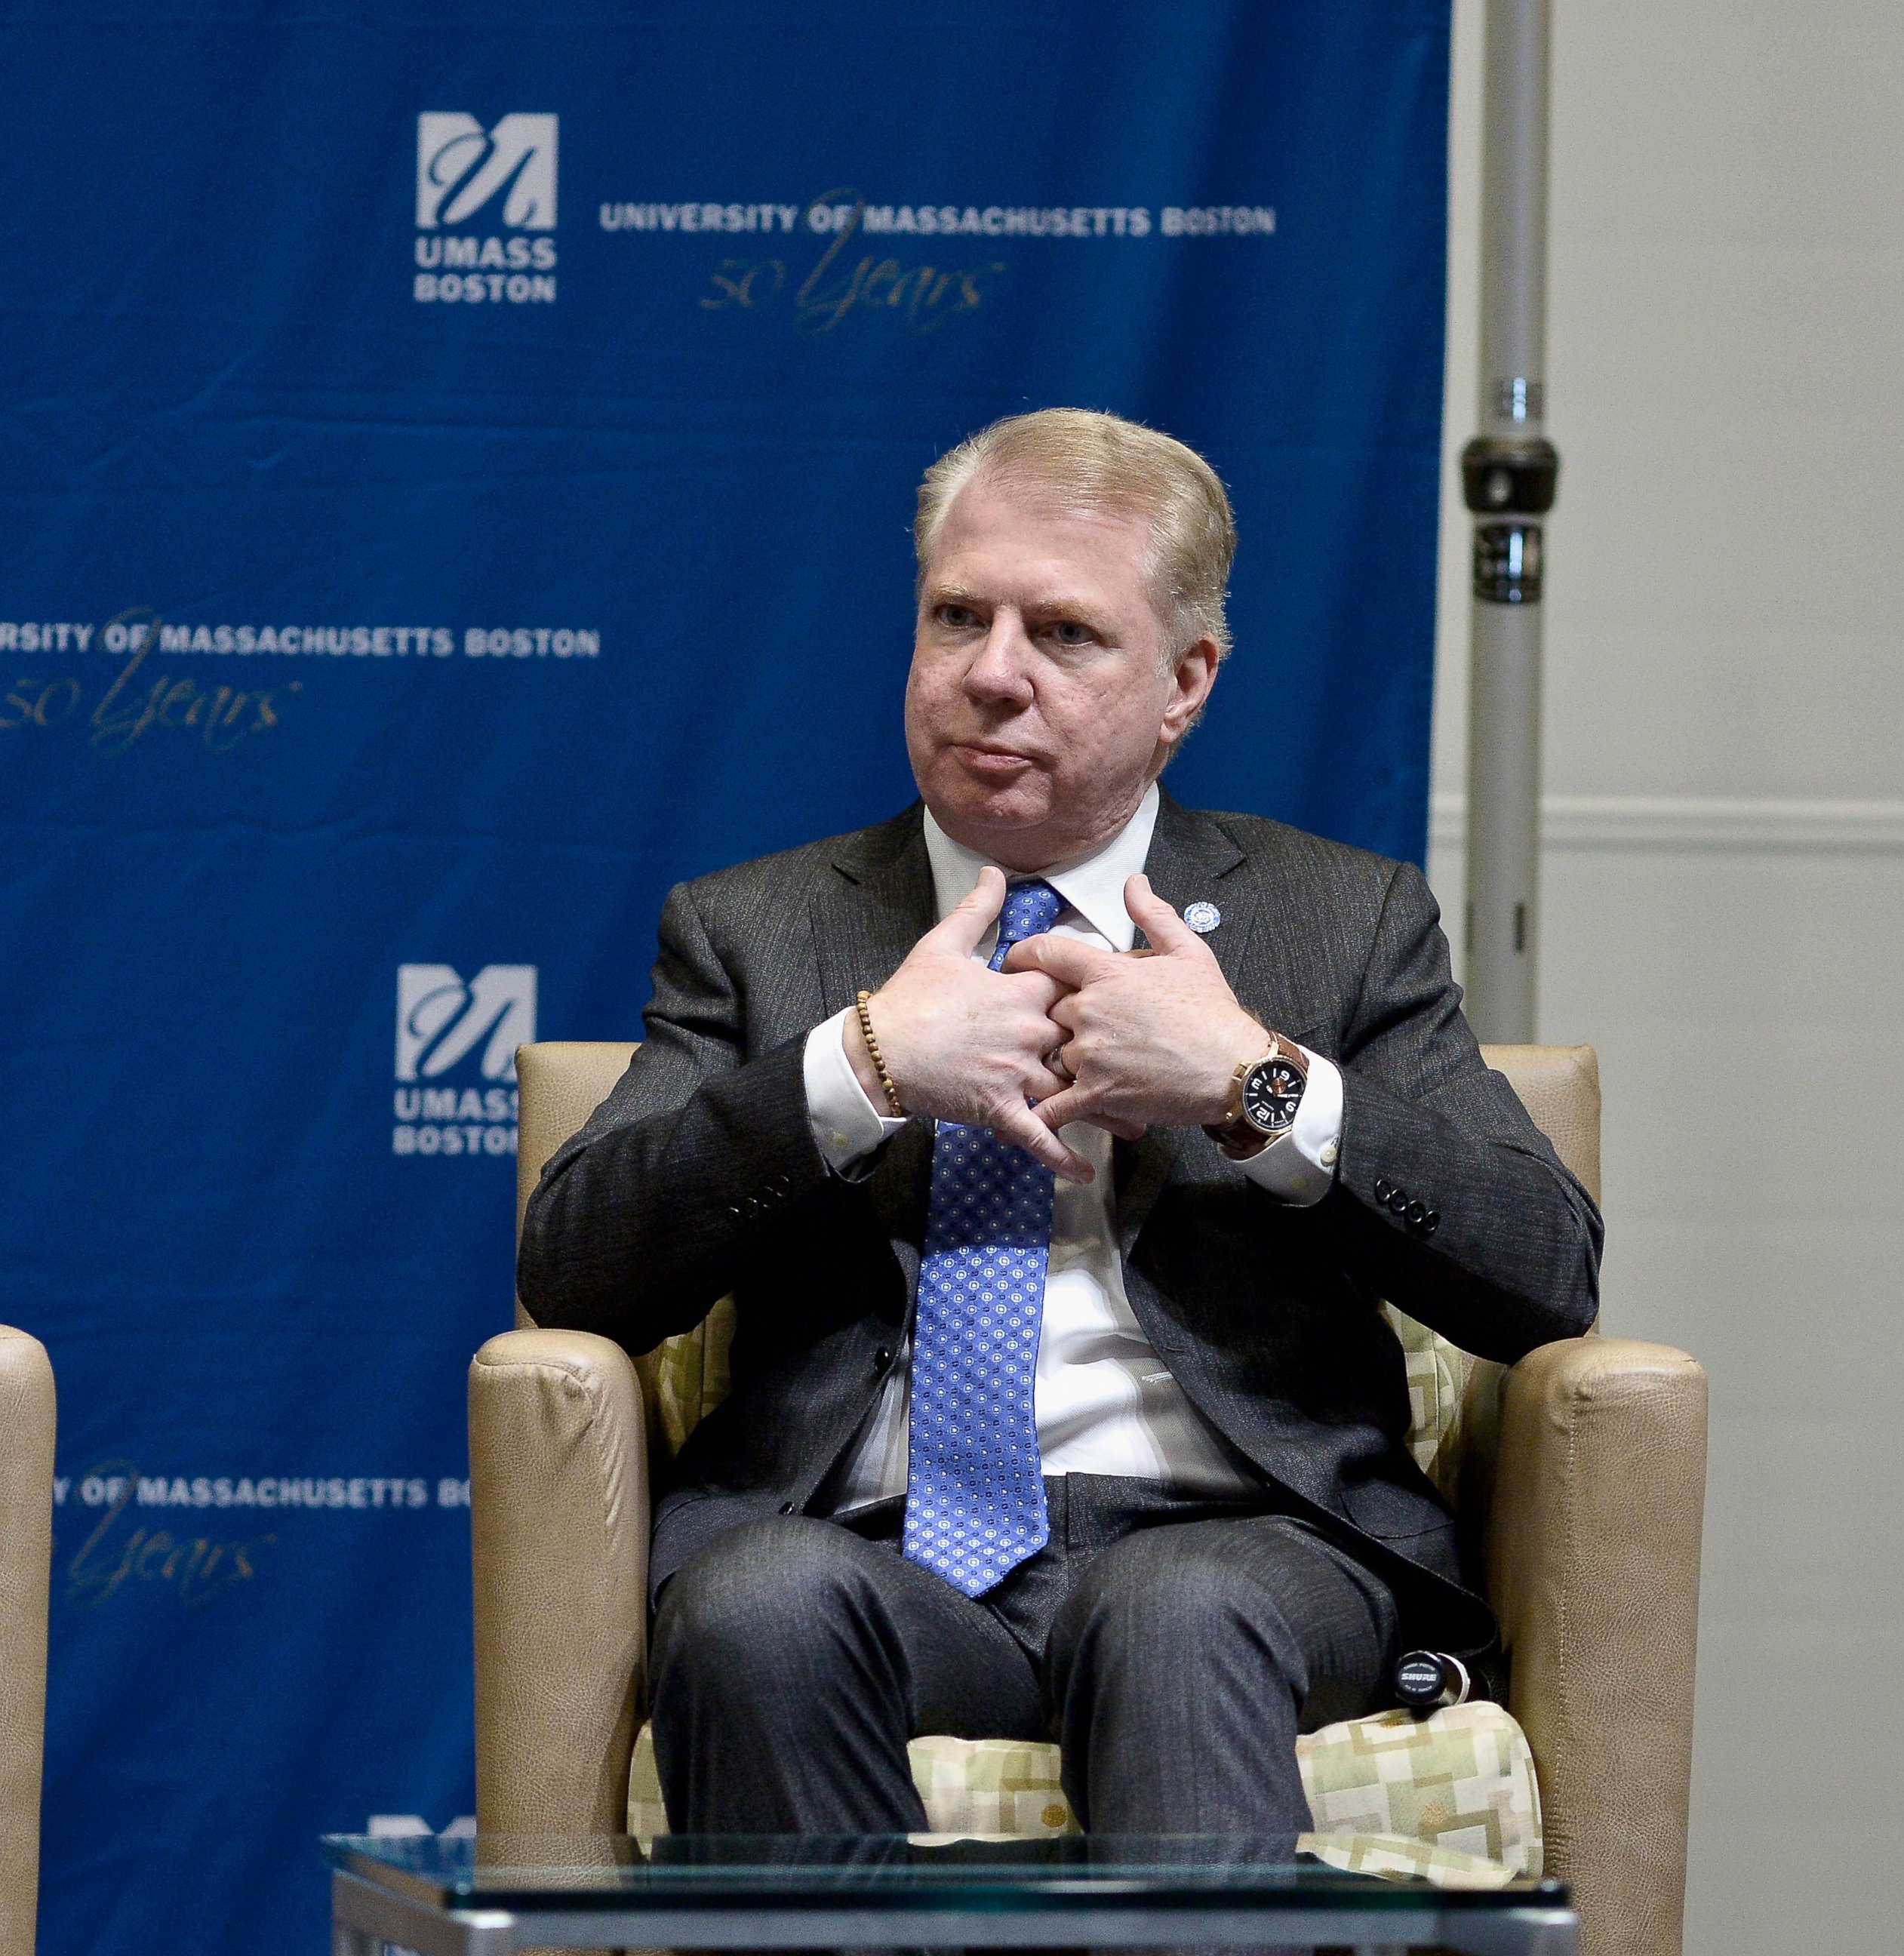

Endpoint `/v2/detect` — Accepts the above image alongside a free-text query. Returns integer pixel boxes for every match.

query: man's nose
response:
[963,613,1035,704]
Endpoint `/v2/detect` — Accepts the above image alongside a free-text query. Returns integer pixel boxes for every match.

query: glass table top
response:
[323,1832,1567,1916]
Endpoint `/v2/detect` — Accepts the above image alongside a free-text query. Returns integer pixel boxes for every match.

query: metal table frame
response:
[331,1864,1583,1956]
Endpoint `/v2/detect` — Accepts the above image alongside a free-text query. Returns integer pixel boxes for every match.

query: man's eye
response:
[1049,621,1093,646]
[937,604,979,629]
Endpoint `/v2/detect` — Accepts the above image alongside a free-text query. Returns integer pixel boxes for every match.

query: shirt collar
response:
[920,783,1160,953]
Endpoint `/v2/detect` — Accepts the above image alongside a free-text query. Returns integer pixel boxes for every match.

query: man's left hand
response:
[1002,872,1269,1136]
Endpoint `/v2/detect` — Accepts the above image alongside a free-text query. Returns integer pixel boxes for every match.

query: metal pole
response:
[1462,0,1558,1042]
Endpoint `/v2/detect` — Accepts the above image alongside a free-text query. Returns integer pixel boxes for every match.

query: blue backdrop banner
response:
[0,3,1450,1948]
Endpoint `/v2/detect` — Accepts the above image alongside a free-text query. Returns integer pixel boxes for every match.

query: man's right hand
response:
[847,866,1092,1183]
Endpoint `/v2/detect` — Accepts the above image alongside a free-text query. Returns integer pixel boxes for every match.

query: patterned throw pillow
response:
[1300,1828,1519,1888]
[1296,1703,1542,1871]
[626,1702,1543,1876]
[632,1299,734,1459]
[1380,1300,1472,1499]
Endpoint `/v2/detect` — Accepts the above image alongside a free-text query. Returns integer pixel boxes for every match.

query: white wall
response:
[1431,5,1904,1950]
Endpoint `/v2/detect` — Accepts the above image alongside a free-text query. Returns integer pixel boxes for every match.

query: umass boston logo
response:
[392,964,536,1158]
[414,112,558,305]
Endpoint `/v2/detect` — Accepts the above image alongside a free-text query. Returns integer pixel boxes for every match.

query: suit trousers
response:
[648,1473,1399,1837]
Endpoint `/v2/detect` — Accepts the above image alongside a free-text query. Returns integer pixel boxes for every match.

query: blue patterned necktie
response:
[903,878,1065,1598]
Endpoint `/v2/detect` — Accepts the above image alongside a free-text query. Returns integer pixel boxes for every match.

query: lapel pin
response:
[1183,901,1221,935]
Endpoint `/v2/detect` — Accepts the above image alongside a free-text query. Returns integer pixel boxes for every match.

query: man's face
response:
[904,475,1217,872]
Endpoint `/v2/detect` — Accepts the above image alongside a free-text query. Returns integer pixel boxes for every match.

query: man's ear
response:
[1158,637,1220,747]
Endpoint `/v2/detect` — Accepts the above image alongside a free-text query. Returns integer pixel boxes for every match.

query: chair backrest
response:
[513,1041,731,1446]
[1478,1044,1601,1207]
[510,1040,1602,1477]
[0,1326,53,1956]
[515,1041,639,1244]
[1379,1044,1601,1500]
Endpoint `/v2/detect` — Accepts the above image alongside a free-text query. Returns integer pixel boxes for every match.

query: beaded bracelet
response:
[854,989,905,1118]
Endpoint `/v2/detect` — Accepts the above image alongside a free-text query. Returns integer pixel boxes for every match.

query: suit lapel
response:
[811,806,936,1016]
[1140,789,1254,984]
[1115,791,1257,1256]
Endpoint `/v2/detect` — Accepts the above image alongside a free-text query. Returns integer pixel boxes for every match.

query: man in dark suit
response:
[518,408,1601,1840]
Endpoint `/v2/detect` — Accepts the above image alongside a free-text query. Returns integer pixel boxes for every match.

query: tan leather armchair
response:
[472,1044,1706,1956]
[0,1327,55,1956]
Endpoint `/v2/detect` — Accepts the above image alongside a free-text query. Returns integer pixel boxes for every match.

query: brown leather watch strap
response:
[1204,1032,1309,1161]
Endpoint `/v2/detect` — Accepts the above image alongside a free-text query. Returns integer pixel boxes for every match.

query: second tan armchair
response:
[0,1327,55,1956]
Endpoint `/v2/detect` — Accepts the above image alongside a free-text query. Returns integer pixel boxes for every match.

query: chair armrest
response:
[1489,1336,1707,1956]
[469,1329,649,1833]
[0,1328,54,1956]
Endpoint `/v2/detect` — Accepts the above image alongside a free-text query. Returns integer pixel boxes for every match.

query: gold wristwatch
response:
[1203,1032,1309,1160]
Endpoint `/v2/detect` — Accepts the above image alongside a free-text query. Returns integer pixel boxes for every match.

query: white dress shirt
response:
[802,783,1347,1507]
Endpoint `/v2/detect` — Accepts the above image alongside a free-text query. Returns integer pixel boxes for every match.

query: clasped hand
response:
[855,867,1264,1186]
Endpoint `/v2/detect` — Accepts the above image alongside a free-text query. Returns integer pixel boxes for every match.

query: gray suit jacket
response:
[518,792,1602,1650]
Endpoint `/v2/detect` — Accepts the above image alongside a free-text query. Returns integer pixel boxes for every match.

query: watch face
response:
[1242,1058,1305,1133]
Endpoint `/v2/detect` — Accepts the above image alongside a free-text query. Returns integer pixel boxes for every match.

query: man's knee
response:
[1061,1525,1288,1659]
[652,1517,883,1693]
[1054,1520,1383,1702]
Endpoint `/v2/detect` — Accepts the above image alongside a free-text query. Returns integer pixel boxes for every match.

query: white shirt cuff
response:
[804,1009,905,1177]
[1236,1044,1344,1206]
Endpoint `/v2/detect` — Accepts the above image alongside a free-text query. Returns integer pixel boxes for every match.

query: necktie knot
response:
[989,879,1063,971]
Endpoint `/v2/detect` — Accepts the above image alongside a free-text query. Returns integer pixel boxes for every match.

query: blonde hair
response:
[914,408,1236,661]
